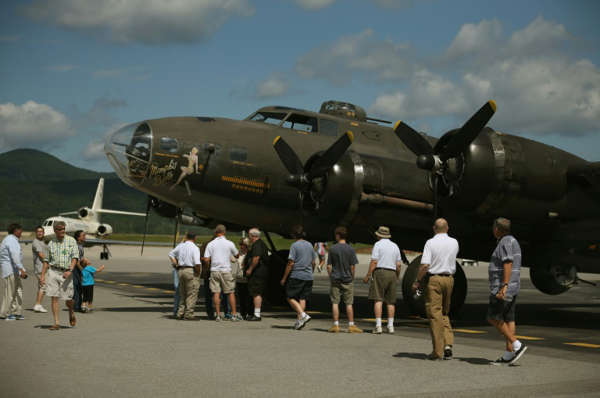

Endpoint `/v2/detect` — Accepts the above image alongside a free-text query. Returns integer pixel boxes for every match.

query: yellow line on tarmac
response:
[96,279,104,282]
[146,288,160,291]
[118,283,129,286]
[306,311,325,315]
[163,290,175,294]
[453,329,487,334]
[515,335,544,341]
[132,285,145,288]
[104,280,115,284]
[564,342,600,348]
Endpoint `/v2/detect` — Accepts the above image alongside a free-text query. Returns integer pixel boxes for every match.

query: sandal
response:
[49,324,60,331]
[69,314,76,327]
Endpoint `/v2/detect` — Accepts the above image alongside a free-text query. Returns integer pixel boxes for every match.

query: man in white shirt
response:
[0,223,27,320]
[413,218,459,360]
[363,226,402,334]
[203,225,241,321]
[169,232,202,320]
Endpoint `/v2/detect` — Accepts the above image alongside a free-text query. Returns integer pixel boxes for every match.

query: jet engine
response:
[78,207,95,220]
[97,224,113,236]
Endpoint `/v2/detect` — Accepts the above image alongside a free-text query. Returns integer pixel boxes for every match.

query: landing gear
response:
[401,255,467,317]
[100,244,111,260]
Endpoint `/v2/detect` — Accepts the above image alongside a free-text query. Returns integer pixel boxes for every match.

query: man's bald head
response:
[433,218,449,233]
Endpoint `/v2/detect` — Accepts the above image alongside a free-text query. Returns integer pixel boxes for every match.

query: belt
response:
[375,268,396,272]
[176,266,194,270]
[428,273,452,277]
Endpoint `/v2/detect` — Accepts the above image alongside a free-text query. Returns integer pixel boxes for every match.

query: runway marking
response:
[564,342,600,349]
[453,329,487,334]
[118,283,129,286]
[132,285,145,288]
[96,279,104,282]
[515,335,544,341]
[103,280,116,284]
[146,288,160,291]
[307,311,326,315]
[163,290,175,294]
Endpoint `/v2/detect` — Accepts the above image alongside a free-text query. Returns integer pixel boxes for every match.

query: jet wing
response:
[84,238,172,247]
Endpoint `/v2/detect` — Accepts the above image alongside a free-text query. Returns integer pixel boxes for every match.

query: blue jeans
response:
[173,269,180,316]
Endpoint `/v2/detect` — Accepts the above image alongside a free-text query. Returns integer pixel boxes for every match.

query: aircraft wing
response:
[85,238,172,247]
[96,209,146,216]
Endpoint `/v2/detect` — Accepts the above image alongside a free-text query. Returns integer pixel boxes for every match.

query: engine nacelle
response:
[78,207,95,220]
[96,224,113,236]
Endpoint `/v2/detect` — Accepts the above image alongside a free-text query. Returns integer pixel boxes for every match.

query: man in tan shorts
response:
[40,221,79,330]
[203,225,241,321]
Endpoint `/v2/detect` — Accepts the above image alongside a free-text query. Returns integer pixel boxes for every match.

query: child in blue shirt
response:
[81,259,105,312]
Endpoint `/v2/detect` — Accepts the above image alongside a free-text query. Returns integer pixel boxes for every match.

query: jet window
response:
[159,137,179,153]
[319,119,338,137]
[249,112,287,126]
[230,147,248,162]
[282,113,318,133]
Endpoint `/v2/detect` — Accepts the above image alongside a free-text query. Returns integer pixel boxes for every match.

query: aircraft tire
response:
[530,264,572,295]
[266,249,289,306]
[401,255,467,317]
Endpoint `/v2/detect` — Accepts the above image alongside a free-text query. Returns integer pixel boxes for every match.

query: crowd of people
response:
[0,217,527,365]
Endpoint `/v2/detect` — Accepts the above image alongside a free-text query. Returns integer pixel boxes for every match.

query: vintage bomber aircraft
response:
[104,99,600,313]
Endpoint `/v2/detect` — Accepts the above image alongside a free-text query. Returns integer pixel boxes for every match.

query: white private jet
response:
[40,178,167,259]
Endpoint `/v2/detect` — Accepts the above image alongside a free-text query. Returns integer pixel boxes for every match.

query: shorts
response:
[34,272,46,293]
[330,280,354,305]
[248,275,267,297]
[317,254,325,262]
[487,295,517,322]
[286,278,313,300]
[45,268,74,301]
[209,271,235,294]
[82,285,94,303]
[368,268,397,304]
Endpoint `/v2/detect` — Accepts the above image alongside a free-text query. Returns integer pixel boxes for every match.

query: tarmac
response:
[1,244,599,397]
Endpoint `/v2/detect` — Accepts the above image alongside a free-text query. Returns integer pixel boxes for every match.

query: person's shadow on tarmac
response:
[393,352,491,365]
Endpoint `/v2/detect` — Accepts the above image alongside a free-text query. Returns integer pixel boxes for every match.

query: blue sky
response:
[1,0,599,171]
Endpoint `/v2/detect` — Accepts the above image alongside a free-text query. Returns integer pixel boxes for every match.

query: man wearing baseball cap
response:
[363,226,403,334]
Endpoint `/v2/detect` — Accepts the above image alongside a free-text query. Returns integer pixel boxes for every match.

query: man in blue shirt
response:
[488,217,527,365]
[281,225,317,330]
[0,223,27,320]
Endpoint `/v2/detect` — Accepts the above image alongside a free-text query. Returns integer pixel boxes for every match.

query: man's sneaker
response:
[387,325,395,334]
[247,315,262,321]
[328,324,340,333]
[231,314,243,322]
[348,325,363,334]
[215,315,223,322]
[33,304,48,313]
[297,314,311,330]
[293,319,301,330]
[509,344,527,365]
[5,315,16,321]
[373,325,383,334]
[16,315,25,320]
[490,356,512,365]
[443,346,453,360]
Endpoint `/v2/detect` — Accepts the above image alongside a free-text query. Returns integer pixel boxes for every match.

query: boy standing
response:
[80,259,105,312]
[327,226,362,333]
[281,225,317,330]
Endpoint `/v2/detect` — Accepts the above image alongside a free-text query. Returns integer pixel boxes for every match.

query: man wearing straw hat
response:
[363,226,402,334]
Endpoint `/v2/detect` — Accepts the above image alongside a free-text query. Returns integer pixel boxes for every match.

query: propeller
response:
[140,196,152,256]
[394,100,497,218]
[273,131,354,212]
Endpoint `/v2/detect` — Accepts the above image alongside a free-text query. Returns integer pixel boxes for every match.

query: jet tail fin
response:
[92,178,104,211]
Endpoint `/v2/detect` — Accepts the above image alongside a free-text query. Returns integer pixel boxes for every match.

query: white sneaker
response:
[297,314,311,330]
[33,304,48,313]
[387,325,395,334]
[373,325,383,334]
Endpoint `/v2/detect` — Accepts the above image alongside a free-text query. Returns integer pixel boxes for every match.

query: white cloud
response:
[369,17,600,137]
[0,101,74,149]
[256,75,289,99]
[292,0,336,10]
[296,29,414,85]
[446,19,502,59]
[24,0,254,45]
[82,140,105,161]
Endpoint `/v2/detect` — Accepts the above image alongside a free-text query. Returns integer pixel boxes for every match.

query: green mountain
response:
[0,149,175,233]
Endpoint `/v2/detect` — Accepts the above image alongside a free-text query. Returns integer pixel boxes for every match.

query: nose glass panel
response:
[105,122,153,183]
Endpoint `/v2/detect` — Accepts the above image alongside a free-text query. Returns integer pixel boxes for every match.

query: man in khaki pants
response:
[413,219,459,360]
[169,232,201,320]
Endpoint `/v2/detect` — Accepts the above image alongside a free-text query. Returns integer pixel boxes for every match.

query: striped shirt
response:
[47,235,79,270]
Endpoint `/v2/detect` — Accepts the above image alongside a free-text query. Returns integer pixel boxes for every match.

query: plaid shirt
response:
[47,235,79,270]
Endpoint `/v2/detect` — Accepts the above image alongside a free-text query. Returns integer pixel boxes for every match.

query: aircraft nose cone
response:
[104,122,153,184]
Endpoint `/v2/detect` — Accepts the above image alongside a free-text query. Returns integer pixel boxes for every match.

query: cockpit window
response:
[249,112,287,126]
[159,137,179,153]
[282,113,318,133]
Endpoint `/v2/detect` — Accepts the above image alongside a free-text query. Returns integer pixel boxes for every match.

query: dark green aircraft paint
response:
[105,100,600,314]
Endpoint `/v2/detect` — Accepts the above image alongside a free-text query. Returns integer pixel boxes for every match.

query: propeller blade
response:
[433,175,439,220]
[273,136,304,176]
[393,120,434,156]
[439,100,496,161]
[307,131,354,179]
[140,197,151,256]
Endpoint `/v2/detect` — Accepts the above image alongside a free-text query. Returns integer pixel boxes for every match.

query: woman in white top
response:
[234,238,251,319]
